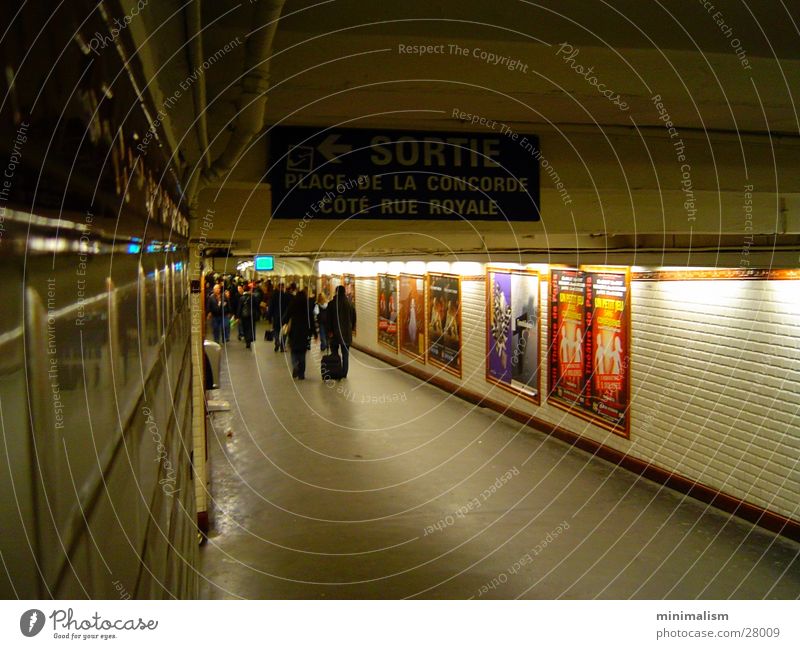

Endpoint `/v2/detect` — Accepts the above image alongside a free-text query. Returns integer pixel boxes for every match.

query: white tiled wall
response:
[354,273,800,522]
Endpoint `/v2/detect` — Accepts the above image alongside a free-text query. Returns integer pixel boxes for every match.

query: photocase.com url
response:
[656,627,781,640]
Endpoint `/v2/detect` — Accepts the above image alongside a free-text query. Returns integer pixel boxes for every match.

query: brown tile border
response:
[353,343,800,543]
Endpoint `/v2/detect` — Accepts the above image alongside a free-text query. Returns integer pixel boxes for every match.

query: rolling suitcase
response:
[321,353,343,380]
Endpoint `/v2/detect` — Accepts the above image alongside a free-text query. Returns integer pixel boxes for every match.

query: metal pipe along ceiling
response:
[187,0,210,168]
[202,0,285,185]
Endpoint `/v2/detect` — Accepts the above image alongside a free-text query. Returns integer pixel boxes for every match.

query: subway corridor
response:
[198,331,800,599]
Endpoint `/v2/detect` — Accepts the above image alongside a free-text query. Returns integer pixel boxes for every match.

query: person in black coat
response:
[251,281,264,324]
[327,285,356,378]
[286,289,313,379]
[237,286,257,349]
[268,282,289,352]
[228,283,242,340]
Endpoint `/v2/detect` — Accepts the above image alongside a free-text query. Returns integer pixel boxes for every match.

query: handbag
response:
[281,321,291,337]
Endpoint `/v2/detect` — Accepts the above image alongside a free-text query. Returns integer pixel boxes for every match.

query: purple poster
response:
[487,271,513,383]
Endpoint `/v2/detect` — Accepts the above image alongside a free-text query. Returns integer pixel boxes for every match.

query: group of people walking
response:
[269,282,356,380]
[205,273,356,380]
[205,274,269,349]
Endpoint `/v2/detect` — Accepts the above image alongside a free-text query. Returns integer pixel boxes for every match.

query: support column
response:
[189,243,209,536]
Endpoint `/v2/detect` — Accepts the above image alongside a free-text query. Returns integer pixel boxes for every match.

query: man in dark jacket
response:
[252,281,264,323]
[228,283,242,340]
[327,285,356,378]
[286,289,313,379]
[238,285,257,349]
[269,282,289,351]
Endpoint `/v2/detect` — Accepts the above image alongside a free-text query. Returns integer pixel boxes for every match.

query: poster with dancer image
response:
[548,268,588,410]
[320,275,339,301]
[399,274,425,361]
[378,274,399,352]
[585,269,630,436]
[548,267,630,438]
[486,269,540,402]
[343,274,355,306]
[342,274,356,335]
[427,273,461,376]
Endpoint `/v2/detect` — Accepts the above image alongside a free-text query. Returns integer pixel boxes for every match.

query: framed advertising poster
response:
[319,276,332,301]
[320,275,341,301]
[342,274,356,335]
[378,274,399,352]
[547,267,630,438]
[585,268,630,436]
[398,274,425,361]
[548,268,588,410]
[342,274,356,306]
[426,273,462,376]
[486,268,541,403]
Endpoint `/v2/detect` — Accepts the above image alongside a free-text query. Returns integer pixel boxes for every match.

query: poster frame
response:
[485,267,541,405]
[398,273,426,363]
[319,275,336,301]
[425,272,463,378]
[546,266,631,439]
[377,274,400,353]
[342,273,356,305]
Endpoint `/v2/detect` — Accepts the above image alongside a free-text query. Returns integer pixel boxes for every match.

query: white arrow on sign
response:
[317,134,352,162]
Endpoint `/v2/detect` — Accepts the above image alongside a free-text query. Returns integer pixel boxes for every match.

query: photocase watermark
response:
[306,346,405,402]
[194,207,215,273]
[337,383,407,405]
[423,467,520,537]
[20,609,45,637]
[190,208,213,341]
[45,278,65,431]
[397,42,528,73]
[112,578,131,600]
[475,520,570,597]
[86,0,148,54]
[0,120,30,243]
[452,108,572,206]
[699,1,752,70]
[651,94,694,223]
[741,183,754,267]
[554,42,629,111]
[75,210,95,327]
[40,608,158,640]
[282,174,369,253]
[137,36,242,155]
[143,406,180,497]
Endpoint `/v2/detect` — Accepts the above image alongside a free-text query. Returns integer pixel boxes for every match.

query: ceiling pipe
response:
[186,0,285,220]
[203,0,284,183]
[186,0,210,169]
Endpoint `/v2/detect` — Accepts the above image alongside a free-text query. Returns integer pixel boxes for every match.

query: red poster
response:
[586,270,630,433]
[549,269,587,408]
[548,267,630,438]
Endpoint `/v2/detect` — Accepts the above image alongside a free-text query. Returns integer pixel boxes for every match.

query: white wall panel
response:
[355,273,800,524]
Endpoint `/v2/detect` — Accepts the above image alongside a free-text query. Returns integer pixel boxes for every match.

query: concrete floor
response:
[199,330,800,599]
